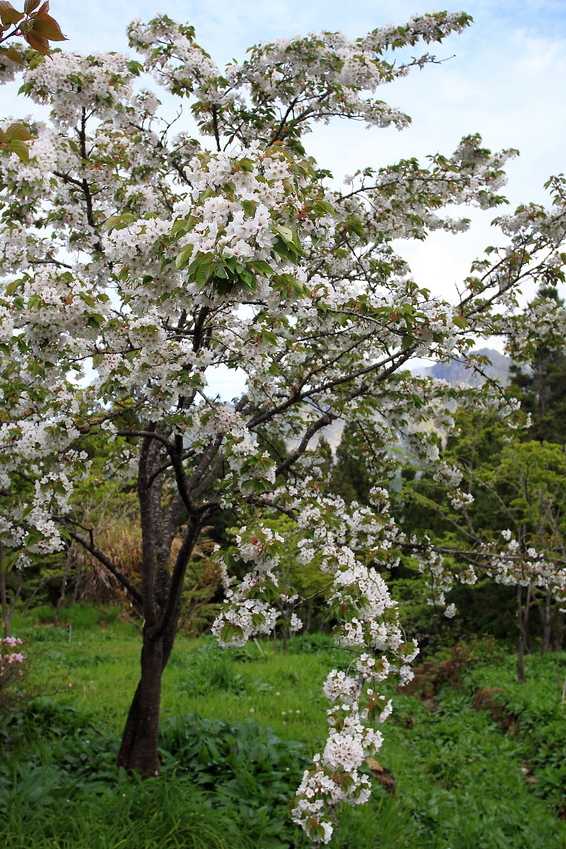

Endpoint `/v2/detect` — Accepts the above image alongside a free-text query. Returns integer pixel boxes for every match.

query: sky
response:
[2,0,565,389]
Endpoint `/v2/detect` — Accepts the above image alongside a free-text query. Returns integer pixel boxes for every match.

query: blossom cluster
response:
[0,636,26,692]
[170,144,296,265]
[485,533,566,609]
[128,12,472,145]
[24,52,134,125]
[212,525,288,646]
[213,487,419,843]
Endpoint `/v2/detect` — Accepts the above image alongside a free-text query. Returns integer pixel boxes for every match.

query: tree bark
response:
[552,608,564,651]
[116,427,204,776]
[516,585,526,683]
[0,569,11,639]
[117,502,201,773]
[0,546,11,638]
[542,587,552,653]
[117,431,168,775]
[117,628,165,775]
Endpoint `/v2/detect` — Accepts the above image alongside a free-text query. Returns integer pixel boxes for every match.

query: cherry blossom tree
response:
[1,9,565,842]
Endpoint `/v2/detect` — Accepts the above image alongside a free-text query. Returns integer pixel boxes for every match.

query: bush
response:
[161,713,309,847]
[27,603,121,630]
[465,651,566,815]
[178,643,248,696]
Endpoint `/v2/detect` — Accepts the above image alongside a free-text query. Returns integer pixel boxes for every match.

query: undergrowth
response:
[1,608,564,849]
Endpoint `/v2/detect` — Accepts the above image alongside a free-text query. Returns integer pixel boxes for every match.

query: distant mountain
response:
[292,348,512,455]
[412,348,511,387]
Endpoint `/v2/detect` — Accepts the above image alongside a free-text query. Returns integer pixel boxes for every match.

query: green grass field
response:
[1,605,565,849]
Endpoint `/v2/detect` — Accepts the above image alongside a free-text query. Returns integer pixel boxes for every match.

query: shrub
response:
[176,643,248,695]
[27,603,121,630]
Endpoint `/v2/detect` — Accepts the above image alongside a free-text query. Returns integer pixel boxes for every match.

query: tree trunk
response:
[523,581,532,654]
[0,549,11,638]
[117,629,165,775]
[117,430,202,777]
[516,585,526,683]
[542,587,552,653]
[552,608,564,651]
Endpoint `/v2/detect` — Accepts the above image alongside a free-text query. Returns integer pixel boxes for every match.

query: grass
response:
[1,605,565,849]
[11,607,334,741]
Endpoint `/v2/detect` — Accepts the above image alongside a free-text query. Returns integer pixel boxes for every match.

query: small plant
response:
[182,644,248,696]
[0,635,25,709]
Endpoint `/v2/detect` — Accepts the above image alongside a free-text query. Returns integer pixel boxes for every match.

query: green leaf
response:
[86,313,105,328]
[101,213,137,232]
[127,59,144,76]
[345,214,366,239]
[312,199,334,217]
[4,278,22,295]
[453,314,468,329]
[7,138,29,162]
[171,216,196,239]
[241,199,257,218]
[272,273,305,298]
[188,252,216,286]
[213,260,229,279]
[236,157,254,173]
[236,266,256,289]
[275,224,294,244]
[249,260,273,276]
[175,244,194,270]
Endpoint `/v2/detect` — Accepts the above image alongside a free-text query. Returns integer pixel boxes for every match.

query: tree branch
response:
[67,529,143,608]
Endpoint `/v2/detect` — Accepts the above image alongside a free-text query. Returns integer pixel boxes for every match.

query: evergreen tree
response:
[330,423,373,504]
[510,286,566,444]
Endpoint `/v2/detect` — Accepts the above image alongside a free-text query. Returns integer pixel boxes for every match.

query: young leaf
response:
[175,244,194,270]
[7,138,29,162]
[101,212,137,232]
[5,122,33,141]
[23,29,49,53]
[0,45,25,63]
[0,2,23,26]
[32,10,67,41]
[241,199,257,218]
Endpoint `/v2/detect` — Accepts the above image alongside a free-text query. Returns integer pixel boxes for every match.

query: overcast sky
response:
[2,0,565,389]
